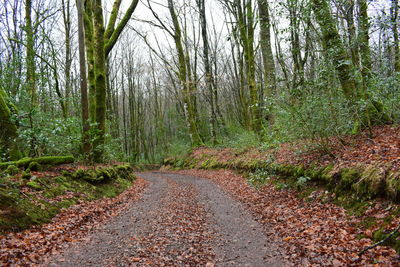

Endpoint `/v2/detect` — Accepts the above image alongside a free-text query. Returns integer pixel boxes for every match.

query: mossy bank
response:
[164,148,400,253]
[0,163,136,234]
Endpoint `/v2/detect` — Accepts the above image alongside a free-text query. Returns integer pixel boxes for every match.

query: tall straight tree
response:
[344,0,360,68]
[239,0,259,132]
[167,0,203,146]
[358,0,372,93]
[226,0,260,131]
[83,0,96,123]
[391,0,400,73]
[197,0,217,144]
[76,0,90,156]
[257,0,275,99]
[83,0,139,162]
[92,0,107,161]
[61,0,72,118]
[25,0,37,106]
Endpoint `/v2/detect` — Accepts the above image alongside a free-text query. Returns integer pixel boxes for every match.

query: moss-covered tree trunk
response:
[230,25,251,129]
[82,0,139,161]
[0,88,22,161]
[83,0,96,123]
[168,0,203,147]
[257,0,275,102]
[392,0,400,73]
[92,0,107,162]
[358,0,391,127]
[311,0,358,99]
[61,0,72,118]
[313,0,390,130]
[77,0,91,157]
[345,0,360,68]
[25,0,37,106]
[235,0,261,132]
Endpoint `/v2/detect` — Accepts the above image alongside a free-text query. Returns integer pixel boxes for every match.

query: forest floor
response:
[192,124,400,172]
[1,170,399,266]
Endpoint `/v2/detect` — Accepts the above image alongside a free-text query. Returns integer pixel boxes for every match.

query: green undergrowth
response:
[164,151,400,253]
[0,164,135,234]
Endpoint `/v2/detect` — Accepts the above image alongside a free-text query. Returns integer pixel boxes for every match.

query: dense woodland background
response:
[0,0,399,163]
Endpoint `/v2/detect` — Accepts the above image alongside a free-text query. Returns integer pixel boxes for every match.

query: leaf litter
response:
[176,169,400,266]
[0,177,147,266]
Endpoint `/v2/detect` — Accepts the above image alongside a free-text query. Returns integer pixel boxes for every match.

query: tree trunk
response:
[76,0,90,157]
[198,0,217,145]
[311,0,358,99]
[0,87,22,161]
[167,0,203,147]
[257,0,275,100]
[25,0,37,106]
[345,0,360,68]
[358,0,372,94]
[392,0,400,72]
[62,0,72,118]
[84,0,96,123]
[82,0,139,161]
[235,0,260,132]
[92,0,107,162]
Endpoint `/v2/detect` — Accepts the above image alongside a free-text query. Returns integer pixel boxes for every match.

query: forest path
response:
[47,171,286,266]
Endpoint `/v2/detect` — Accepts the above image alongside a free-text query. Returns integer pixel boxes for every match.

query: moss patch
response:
[27,161,42,172]
[0,164,135,234]
[4,165,19,176]
[0,156,74,170]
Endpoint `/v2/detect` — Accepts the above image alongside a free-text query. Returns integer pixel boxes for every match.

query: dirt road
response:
[48,172,286,266]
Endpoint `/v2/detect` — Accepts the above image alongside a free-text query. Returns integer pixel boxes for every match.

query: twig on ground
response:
[358,224,400,256]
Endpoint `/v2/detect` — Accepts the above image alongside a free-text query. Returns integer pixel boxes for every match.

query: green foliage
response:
[247,169,271,188]
[218,125,260,149]
[274,181,289,190]
[4,165,19,176]
[17,112,82,157]
[371,67,400,122]
[104,133,126,162]
[272,82,354,145]
[160,136,191,161]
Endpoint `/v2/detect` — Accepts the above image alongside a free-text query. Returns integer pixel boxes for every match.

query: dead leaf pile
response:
[0,178,147,266]
[177,169,400,265]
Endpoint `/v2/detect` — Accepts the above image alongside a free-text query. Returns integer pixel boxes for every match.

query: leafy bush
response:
[17,112,81,158]
[247,169,271,188]
[218,125,260,149]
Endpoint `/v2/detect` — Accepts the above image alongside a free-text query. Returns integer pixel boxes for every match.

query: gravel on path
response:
[48,172,286,266]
